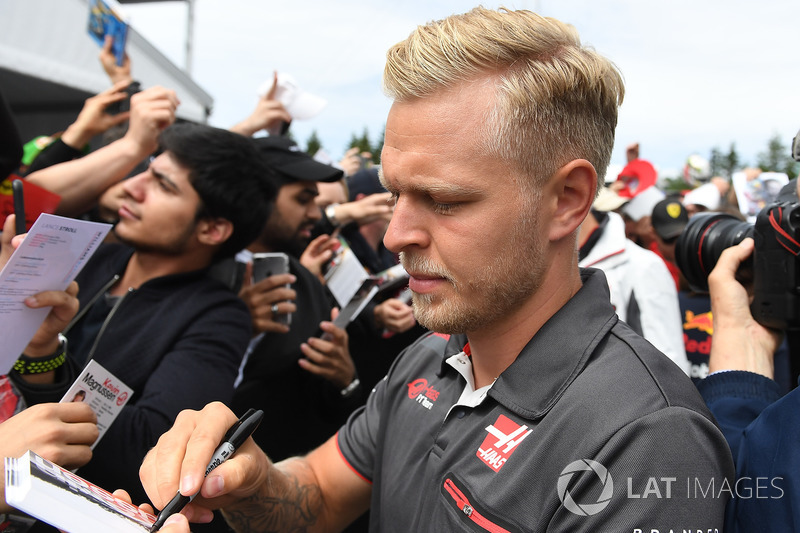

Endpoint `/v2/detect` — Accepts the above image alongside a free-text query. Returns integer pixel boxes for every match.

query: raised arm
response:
[26,86,179,217]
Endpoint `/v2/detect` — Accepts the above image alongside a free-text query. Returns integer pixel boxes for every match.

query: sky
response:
[122,0,799,180]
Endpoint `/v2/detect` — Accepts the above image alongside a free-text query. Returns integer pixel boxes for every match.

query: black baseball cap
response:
[347,167,386,201]
[651,198,689,241]
[253,136,343,184]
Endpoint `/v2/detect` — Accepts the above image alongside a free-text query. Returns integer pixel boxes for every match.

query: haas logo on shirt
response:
[477,414,532,472]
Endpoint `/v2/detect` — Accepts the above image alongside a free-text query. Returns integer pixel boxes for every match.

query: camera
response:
[107,81,141,115]
[675,178,800,330]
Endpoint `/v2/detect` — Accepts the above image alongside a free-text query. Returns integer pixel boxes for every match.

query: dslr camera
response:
[675,133,800,331]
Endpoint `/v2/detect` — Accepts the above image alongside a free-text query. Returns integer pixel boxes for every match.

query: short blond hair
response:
[383,6,624,191]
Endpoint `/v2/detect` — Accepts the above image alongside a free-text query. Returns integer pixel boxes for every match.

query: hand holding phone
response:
[252,252,292,327]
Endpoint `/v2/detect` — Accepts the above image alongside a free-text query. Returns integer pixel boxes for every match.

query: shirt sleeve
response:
[336,372,390,483]
[696,370,782,460]
[548,406,735,532]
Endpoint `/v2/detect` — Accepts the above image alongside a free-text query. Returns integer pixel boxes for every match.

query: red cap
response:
[615,159,657,199]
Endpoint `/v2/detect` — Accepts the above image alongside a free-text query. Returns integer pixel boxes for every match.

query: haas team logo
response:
[477,414,532,472]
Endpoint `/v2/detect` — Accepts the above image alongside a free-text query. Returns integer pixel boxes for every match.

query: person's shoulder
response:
[590,321,713,416]
[382,331,461,379]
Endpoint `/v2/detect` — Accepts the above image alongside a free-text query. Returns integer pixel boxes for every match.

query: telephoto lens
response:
[675,212,753,292]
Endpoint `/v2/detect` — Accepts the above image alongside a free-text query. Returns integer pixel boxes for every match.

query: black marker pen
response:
[150,408,264,532]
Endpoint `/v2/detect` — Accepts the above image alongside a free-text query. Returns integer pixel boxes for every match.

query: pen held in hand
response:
[12,179,25,235]
[149,408,264,532]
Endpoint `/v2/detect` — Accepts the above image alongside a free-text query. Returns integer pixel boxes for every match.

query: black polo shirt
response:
[338,268,734,532]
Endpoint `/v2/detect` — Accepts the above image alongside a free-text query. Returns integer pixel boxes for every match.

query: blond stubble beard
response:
[400,207,546,334]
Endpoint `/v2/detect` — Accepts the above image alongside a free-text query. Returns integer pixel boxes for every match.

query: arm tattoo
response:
[222,466,324,533]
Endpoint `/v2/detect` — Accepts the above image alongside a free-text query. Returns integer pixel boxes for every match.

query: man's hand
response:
[0,403,97,514]
[140,402,271,515]
[123,86,179,157]
[230,71,292,137]
[140,403,372,531]
[60,81,132,149]
[338,147,362,177]
[0,214,24,269]
[300,234,339,284]
[238,262,297,334]
[4,402,97,466]
[299,309,357,390]
[707,238,782,377]
[112,491,200,532]
[99,35,132,85]
[374,298,416,333]
[332,192,394,226]
[23,281,79,358]
[3,215,80,358]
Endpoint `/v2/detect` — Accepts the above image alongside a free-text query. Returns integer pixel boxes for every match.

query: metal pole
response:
[185,0,194,75]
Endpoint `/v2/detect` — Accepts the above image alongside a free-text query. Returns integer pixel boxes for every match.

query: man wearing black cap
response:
[651,197,689,269]
[230,136,364,465]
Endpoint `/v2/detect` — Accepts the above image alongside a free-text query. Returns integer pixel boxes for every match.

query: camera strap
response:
[768,207,800,256]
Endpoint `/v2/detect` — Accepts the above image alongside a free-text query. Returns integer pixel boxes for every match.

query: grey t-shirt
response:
[338,268,734,532]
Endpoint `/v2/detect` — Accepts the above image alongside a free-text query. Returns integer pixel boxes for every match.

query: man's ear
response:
[196,217,234,247]
[545,159,597,242]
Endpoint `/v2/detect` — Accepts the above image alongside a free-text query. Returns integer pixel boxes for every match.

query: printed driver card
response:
[60,360,133,448]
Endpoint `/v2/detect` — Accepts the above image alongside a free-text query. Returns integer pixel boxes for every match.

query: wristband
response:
[340,377,361,398]
[325,203,342,228]
[13,334,67,375]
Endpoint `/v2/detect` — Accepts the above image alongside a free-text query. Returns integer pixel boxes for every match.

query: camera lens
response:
[675,212,754,292]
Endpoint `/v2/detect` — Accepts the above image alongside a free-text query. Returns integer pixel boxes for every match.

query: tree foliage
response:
[707,134,799,180]
[305,130,321,156]
[757,133,799,178]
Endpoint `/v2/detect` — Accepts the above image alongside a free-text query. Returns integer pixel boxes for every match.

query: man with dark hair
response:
[230,135,362,463]
[24,114,276,514]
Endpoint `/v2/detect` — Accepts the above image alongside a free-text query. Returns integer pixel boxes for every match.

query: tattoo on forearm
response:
[223,470,323,533]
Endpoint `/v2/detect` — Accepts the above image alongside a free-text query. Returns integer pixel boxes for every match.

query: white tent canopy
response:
[0,0,211,143]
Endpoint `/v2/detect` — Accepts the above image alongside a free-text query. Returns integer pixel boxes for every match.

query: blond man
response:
[140,8,733,532]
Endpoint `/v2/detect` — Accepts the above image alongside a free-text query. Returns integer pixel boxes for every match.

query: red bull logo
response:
[684,311,713,336]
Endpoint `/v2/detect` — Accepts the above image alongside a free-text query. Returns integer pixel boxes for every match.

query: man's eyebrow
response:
[299,186,320,197]
[151,167,181,193]
[384,179,482,197]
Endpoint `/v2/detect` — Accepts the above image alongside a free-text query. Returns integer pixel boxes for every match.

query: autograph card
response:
[60,360,133,448]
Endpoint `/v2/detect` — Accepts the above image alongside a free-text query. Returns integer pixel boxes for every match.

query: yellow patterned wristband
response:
[13,335,67,375]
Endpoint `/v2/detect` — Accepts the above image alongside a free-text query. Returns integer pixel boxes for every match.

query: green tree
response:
[757,134,786,172]
[349,127,373,156]
[661,176,694,194]
[305,130,322,156]
[719,143,741,179]
[757,133,799,178]
[346,132,360,152]
[373,125,385,164]
[708,146,724,178]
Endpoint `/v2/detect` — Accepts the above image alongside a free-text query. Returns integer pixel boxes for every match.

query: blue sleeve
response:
[724,387,800,532]
[696,370,781,461]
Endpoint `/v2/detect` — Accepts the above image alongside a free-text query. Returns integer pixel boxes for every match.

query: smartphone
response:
[252,252,292,326]
[107,81,141,115]
[12,179,25,235]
